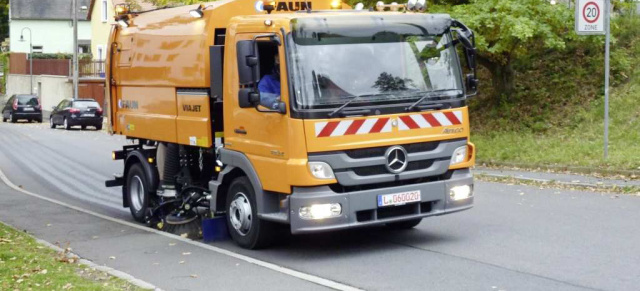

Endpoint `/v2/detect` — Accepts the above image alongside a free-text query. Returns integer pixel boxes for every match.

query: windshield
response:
[288,16,463,110]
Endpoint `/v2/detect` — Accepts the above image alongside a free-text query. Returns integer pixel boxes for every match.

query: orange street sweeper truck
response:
[105,0,479,249]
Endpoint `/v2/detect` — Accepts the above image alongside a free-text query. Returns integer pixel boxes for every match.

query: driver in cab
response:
[258,53,281,110]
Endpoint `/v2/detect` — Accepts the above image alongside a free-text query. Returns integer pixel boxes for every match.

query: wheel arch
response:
[210,149,267,215]
[122,149,159,208]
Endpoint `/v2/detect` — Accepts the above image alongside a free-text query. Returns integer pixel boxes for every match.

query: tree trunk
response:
[477,55,515,101]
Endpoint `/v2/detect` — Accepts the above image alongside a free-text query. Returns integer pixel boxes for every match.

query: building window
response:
[97,45,105,61]
[101,0,108,22]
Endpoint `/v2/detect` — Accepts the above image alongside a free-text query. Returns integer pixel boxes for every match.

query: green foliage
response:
[30,53,92,60]
[146,0,202,6]
[0,0,7,41]
[0,52,7,94]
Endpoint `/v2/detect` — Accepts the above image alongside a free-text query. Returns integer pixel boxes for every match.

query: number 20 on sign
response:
[576,0,606,35]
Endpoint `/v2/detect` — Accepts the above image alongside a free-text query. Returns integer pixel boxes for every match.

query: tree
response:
[449,0,574,98]
[0,0,8,41]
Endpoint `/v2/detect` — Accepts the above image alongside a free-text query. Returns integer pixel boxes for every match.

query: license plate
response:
[377,190,421,207]
[81,113,95,117]
[23,107,34,111]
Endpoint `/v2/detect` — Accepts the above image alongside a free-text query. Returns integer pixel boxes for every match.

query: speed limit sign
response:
[576,0,606,35]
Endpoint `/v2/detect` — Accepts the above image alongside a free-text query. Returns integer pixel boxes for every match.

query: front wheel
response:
[226,176,274,249]
[9,113,15,123]
[385,218,422,230]
[126,164,151,223]
[49,118,56,128]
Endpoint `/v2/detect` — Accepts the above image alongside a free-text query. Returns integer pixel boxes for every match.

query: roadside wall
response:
[7,74,71,117]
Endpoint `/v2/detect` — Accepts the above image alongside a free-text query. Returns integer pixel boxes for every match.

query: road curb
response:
[476,172,626,189]
[477,161,640,178]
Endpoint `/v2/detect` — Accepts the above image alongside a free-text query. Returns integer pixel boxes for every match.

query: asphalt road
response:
[1,121,639,291]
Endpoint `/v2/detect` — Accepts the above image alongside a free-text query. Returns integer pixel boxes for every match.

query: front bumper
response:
[289,169,473,234]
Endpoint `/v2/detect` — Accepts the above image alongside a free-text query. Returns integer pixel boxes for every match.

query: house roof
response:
[87,0,157,20]
[11,0,92,20]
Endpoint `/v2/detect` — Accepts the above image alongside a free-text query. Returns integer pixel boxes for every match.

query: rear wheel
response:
[126,163,151,223]
[64,118,71,130]
[35,118,42,123]
[385,218,422,230]
[81,125,86,130]
[95,124,103,131]
[226,176,274,249]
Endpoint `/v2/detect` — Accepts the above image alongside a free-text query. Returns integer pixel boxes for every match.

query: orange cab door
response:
[224,32,292,193]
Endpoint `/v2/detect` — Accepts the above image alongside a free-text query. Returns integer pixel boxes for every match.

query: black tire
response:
[226,176,274,249]
[385,218,422,230]
[35,118,42,123]
[9,113,16,123]
[126,164,151,223]
[63,118,71,130]
[49,118,56,129]
[95,124,103,131]
[81,125,86,130]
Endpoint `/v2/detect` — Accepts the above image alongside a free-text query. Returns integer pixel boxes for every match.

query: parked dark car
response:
[2,94,43,123]
[50,99,103,130]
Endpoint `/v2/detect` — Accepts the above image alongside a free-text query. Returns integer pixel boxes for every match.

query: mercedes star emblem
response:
[385,146,408,174]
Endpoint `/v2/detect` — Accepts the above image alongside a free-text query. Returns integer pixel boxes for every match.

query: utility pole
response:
[73,0,79,100]
[20,28,32,94]
[604,0,611,159]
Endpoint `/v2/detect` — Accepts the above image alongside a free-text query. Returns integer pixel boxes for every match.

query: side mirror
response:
[236,40,260,86]
[51,106,57,111]
[238,88,260,108]
[276,101,287,114]
[466,74,478,93]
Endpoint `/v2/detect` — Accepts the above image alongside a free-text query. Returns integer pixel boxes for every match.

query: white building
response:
[9,0,92,54]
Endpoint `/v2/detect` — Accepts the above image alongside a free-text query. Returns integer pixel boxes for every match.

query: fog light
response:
[450,185,472,201]
[450,145,468,166]
[299,203,342,220]
[308,162,335,179]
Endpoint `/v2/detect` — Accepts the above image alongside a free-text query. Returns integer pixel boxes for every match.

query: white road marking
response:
[0,167,364,291]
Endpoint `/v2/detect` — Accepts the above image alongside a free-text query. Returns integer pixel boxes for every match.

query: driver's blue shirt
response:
[258,74,281,109]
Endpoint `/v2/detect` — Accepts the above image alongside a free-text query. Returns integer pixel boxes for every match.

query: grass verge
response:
[0,222,144,290]
[472,70,640,172]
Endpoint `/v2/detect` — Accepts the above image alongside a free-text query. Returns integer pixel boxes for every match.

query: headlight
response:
[308,162,335,179]
[450,145,468,166]
[450,185,473,201]
[299,203,342,220]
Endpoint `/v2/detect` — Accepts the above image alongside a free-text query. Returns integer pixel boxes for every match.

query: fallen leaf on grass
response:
[40,269,47,275]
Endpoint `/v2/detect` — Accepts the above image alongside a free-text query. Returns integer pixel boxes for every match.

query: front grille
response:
[343,141,440,159]
[348,160,436,177]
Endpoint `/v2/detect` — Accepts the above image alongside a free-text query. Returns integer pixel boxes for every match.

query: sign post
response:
[576,0,610,159]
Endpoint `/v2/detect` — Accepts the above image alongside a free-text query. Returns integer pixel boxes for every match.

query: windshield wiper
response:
[405,90,463,112]
[328,93,391,118]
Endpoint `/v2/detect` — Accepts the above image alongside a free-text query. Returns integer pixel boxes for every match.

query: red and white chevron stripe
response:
[398,111,463,130]
[314,110,464,138]
[315,118,392,138]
